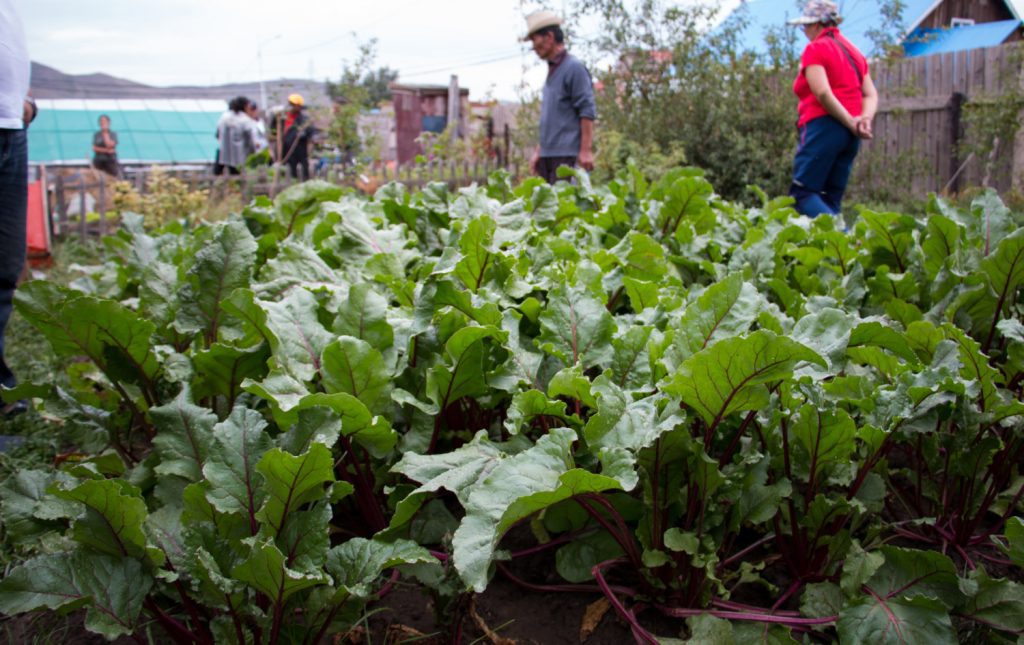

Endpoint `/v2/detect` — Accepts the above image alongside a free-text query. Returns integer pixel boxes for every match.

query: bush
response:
[572,0,801,201]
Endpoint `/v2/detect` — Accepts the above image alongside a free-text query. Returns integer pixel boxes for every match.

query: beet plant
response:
[0,170,1020,643]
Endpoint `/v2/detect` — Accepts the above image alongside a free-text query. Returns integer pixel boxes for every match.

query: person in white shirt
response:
[214,96,258,175]
[0,0,35,416]
[245,100,269,153]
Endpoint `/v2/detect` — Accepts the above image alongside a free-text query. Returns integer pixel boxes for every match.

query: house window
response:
[950,18,975,27]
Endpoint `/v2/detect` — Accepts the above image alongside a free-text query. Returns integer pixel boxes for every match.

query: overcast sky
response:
[16,0,740,102]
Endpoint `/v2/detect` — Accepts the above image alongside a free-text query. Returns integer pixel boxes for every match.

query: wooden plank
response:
[969,46,987,96]
[873,62,889,100]
[55,174,66,237]
[97,174,106,237]
[910,109,922,195]
[939,52,953,98]
[953,50,968,95]
[913,56,927,97]
[876,95,952,113]
[77,181,88,240]
[985,46,1001,94]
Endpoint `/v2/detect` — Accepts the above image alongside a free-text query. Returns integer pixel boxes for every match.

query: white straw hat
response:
[522,10,563,41]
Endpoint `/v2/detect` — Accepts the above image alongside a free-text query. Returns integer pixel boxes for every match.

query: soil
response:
[361,574,645,645]
[354,525,687,645]
[1,577,678,645]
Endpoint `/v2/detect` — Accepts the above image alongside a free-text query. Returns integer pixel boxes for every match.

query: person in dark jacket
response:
[92,114,120,178]
[523,10,596,184]
[281,93,314,180]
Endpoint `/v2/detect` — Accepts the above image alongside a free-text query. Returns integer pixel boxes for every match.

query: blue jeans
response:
[789,116,860,217]
[0,129,27,389]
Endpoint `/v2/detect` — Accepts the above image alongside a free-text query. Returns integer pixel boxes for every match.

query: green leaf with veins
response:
[254,444,335,537]
[662,330,824,430]
[538,281,616,369]
[0,553,153,640]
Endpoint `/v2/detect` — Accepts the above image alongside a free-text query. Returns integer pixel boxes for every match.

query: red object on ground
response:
[26,178,51,266]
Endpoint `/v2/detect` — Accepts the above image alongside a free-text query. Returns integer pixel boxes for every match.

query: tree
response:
[567,0,802,200]
[325,38,398,109]
[323,38,397,161]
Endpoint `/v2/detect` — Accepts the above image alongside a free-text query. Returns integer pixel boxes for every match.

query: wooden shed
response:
[390,82,470,164]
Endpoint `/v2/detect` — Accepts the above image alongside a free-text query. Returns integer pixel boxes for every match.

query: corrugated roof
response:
[726,0,1017,58]
[30,98,225,164]
[903,19,1023,56]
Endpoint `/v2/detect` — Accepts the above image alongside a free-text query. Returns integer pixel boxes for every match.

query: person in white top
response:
[0,0,36,416]
[214,96,258,175]
[245,100,269,153]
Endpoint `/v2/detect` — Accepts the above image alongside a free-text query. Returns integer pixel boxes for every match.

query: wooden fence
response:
[851,42,1023,199]
[44,158,520,241]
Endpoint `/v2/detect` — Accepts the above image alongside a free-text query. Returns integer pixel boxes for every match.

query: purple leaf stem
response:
[496,561,635,596]
[592,559,660,645]
[375,569,401,600]
[711,599,801,617]
[508,527,598,560]
[657,604,839,627]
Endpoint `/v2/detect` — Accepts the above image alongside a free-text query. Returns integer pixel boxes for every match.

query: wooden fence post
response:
[55,174,66,237]
[77,179,88,240]
[97,173,106,237]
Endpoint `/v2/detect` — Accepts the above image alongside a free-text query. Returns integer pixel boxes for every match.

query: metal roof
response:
[29,98,225,164]
[903,19,1023,56]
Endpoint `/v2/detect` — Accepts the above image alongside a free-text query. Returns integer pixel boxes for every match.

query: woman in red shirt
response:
[788,0,878,218]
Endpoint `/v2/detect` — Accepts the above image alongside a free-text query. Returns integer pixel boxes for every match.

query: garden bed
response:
[0,171,1021,644]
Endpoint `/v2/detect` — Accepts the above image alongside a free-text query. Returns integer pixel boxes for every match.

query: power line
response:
[399,47,524,74]
[399,51,527,79]
[274,0,419,56]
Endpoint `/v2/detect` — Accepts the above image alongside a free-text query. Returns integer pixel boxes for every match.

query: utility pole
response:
[448,74,460,144]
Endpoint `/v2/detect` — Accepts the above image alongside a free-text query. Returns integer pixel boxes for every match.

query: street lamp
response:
[258,34,283,110]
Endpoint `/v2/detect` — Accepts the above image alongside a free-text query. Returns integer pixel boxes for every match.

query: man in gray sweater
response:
[523,11,596,183]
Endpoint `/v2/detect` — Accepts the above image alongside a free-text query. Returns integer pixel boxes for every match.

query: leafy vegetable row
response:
[0,168,1021,643]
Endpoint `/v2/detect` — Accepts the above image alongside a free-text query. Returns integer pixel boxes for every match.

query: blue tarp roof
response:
[903,19,1023,56]
[727,0,1020,58]
[29,99,224,164]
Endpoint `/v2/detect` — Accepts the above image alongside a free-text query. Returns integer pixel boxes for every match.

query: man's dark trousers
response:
[0,129,27,389]
[536,156,576,184]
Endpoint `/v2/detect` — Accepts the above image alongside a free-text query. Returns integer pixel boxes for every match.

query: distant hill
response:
[29,61,330,108]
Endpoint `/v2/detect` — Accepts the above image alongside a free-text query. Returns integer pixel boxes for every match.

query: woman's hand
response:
[854,115,873,139]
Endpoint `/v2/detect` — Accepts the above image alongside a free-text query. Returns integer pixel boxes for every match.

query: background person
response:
[0,0,35,416]
[788,0,877,218]
[214,95,257,175]
[91,114,120,177]
[245,100,269,153]
[523,10,596,184]
[281,93,314,180]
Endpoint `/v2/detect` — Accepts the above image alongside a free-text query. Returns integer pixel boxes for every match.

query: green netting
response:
[29,109,221,164]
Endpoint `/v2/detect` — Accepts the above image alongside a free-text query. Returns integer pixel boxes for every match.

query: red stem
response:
[711,599,801,617]
[375,569,401,600]
[719,533,774,570]
[509,527,598,559]
[656,605,838,627]
[592,559,660,645]
[144,597,202,645]
[497,561,635,596]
